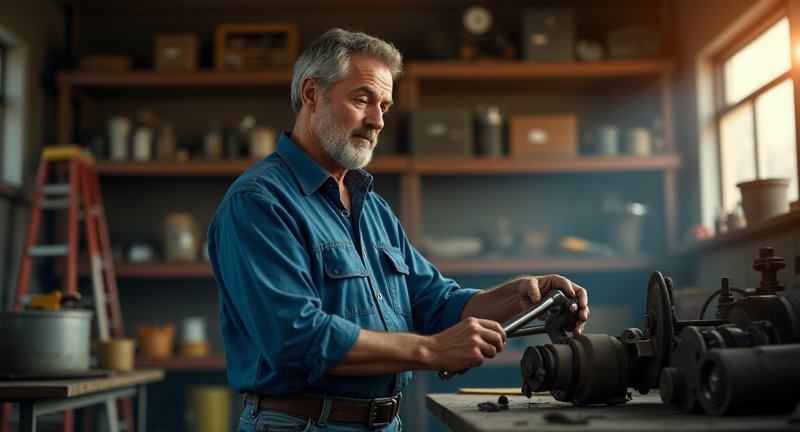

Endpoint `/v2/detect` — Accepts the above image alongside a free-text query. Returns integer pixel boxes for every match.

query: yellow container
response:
[186,385,231,432]
[97,338,136,372]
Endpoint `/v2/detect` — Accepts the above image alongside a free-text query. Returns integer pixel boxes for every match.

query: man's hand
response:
[425,317,506,371]
[515,275,589,336]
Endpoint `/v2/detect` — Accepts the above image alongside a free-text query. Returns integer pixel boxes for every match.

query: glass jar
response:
[163,213,199,262]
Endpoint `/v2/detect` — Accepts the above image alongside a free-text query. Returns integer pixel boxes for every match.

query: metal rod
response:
[503,290,565,336]
[439,290,567,380]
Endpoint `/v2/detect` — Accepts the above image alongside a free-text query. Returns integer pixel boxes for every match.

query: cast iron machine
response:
[517,247,800,415]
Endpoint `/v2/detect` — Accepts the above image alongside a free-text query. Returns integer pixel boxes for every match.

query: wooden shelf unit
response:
[59,58,680,275]
[92,256,660,279]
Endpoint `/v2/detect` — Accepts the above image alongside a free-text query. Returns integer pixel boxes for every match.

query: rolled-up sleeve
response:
[386,219,479,335]
[212,190,360,383]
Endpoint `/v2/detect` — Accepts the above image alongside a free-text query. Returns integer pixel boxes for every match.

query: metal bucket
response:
[0,309,94,373]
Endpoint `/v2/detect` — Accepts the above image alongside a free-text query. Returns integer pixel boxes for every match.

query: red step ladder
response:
[2,145,133,432]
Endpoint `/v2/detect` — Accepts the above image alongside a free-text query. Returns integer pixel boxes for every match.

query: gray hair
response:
[290,28,403,114]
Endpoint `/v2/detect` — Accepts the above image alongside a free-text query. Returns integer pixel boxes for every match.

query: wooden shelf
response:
[56,59,671,93]
[57,69,292,89]
[94,156,411,176]
[432,256,659,275]
[135,354,225,371]
[102,257,659,279]
[411,154,681,175]
[405,59,674,80]
[110,262,213,278]
[403,59,673,94]
[94,155,678,177]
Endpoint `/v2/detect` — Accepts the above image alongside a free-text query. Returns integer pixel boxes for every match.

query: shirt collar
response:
[275,132,374,196]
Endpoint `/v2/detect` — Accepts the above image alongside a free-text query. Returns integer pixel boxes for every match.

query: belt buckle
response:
[368,395,400,428]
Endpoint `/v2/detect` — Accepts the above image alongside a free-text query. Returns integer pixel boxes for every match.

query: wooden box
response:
[509,114,578,158]
[155,34,199,71]
[215,22,298,71]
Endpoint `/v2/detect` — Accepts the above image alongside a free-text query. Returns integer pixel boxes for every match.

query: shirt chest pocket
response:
[320,246,374,319]
[376,246,411,317]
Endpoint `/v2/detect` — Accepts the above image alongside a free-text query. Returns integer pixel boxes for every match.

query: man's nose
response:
[364,105,384,131]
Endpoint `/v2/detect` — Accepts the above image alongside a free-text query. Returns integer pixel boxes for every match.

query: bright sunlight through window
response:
[719,16,798,212]
[724,17,790,105]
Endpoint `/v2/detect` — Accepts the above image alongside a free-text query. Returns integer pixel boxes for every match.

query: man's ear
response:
[300,77,318,113]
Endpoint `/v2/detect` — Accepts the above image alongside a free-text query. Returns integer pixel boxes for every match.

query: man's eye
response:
[355,98,368,105]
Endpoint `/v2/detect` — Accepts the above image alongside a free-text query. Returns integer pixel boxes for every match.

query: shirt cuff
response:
[441,288,481,330]
[305,314,362,383]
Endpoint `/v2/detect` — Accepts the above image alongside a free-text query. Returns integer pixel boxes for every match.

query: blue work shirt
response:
[208,132,479,400]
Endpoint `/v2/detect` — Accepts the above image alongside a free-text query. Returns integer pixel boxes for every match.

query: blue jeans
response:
[236,406,402,432]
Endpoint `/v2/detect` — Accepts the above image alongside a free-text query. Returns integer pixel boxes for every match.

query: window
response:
[0,41,5,185]
[0,28,23,192]
[716,15,798,213]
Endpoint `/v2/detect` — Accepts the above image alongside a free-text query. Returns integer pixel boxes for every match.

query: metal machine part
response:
[520,247,800,415]
[439,290,576,380]
[520,272,678,405]
[697,344,800,416]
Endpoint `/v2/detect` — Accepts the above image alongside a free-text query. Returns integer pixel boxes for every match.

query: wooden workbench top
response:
[427,393,799,432]
[0,369,165,399]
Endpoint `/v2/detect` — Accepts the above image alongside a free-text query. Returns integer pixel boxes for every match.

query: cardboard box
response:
[410,109,473,157]
[522,8,575,61]
[509,114,578,158]
[155,34,199,71]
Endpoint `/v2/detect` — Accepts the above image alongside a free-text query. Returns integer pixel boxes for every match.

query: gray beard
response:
[316,107,377,170]
[322,136,375,170]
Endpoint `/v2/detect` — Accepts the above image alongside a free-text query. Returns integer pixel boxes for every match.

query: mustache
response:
[350,128,378,145]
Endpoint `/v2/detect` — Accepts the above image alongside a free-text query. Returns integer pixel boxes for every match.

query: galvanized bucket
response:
[0,309,94,374]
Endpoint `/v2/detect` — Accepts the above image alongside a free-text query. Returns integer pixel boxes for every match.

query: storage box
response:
[215,22,298,70]
[155,34,199,71]
[522,8,575,61]
[509,115,578,158]
[410,109,473,157]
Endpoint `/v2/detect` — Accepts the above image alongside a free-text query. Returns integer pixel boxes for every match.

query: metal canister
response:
[476,105,504,157]
[164,213,199,262]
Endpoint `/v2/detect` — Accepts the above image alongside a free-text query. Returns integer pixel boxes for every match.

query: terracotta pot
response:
[135,324,176,358]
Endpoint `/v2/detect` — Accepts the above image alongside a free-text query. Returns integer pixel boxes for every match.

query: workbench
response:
[426,393,799,431]
[0,368,164,432]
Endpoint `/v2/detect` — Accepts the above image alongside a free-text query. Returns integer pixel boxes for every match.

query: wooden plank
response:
[0,369,164,399]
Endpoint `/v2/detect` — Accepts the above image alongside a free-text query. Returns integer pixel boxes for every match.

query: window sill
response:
[673,208,800,255]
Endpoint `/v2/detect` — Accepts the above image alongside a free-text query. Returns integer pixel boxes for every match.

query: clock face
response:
[463,6,492,36]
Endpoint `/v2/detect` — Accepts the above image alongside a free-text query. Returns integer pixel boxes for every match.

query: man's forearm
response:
[460,278,523,322]
[326,329,434,375]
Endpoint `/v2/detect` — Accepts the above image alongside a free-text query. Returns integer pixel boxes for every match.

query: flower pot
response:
[737,178,790,224]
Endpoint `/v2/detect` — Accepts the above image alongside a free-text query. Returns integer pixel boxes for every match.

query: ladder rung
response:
[38,198,72,210]
[29,244,70,257]
[42,183,71,195]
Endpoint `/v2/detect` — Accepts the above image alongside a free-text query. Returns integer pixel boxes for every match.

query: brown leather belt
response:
[244,392,402,427]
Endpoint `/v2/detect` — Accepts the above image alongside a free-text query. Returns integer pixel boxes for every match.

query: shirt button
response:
[341,209,350,217]
[362,250,367,259]
[333,269,340,275]
[377,293,383,301]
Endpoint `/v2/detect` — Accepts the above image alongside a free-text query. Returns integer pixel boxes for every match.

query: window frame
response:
[711,6,797,212]
[0,40,14,200]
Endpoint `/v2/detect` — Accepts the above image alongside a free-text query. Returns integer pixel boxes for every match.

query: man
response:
[208,28,589,432]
